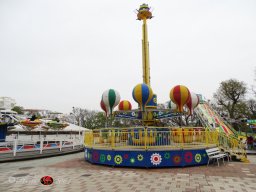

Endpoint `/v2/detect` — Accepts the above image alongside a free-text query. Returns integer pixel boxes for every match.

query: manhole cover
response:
[81,174,91,177]
[12,173,29,177]
[19,167,34,170]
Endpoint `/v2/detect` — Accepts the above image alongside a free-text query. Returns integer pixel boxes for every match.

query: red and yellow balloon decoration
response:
[169,85,190,112]
[118,100,132,111]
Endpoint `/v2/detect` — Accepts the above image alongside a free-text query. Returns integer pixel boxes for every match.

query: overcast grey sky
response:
[1,0,255,113]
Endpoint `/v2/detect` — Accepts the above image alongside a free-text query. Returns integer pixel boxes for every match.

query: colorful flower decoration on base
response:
[107,155,111,161]
[184,152,193,163]
[130,158,135,164]
[150,153,162,166]
[173,155,182,164]
[114,155,123,165]
[195,153,202,163]
[100,154,106,163]
[164,152,170,159]
[92,151,99,161]
[85,149,208,167]
[137,154,144,161]
[123,154,129,159]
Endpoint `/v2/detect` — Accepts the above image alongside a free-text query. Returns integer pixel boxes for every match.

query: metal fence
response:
[84,127,246,156]
[85,127,217,149]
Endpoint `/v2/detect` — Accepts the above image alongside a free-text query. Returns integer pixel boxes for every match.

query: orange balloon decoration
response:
[169,85,190,112]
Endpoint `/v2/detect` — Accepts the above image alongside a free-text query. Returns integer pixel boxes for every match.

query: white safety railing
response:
[0,135,84,157]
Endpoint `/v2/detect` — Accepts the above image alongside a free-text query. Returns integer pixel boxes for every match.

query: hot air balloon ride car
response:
[100,99,108,117]
[46,121,69,130]
[20,119,42,128]
[186,92,200,115]
[102,89,120,116]
[118,100,132,111]
[132,83,153,111]
[170,85,190,113]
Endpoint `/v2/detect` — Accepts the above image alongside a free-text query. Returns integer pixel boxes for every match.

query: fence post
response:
[13,139,17,157]
[59,140,62,151]
[219,132,222,147]
[40,139,43,154]
[111,129,115,149]
[72,137,75,149]
[80,132,83,145]
[179,128,183,149]
[89,132,93,147]
[206,129,209,147]
[144,127,148,150]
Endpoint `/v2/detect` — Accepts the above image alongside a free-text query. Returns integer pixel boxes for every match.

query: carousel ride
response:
[84,4,247,167]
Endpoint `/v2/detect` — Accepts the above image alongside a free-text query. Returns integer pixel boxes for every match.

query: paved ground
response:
[0,153,256,192]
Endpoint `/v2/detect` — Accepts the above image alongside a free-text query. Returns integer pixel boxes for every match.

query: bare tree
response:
[252,67,256,96]
[213,79,247,119]
[70,107,107,129]
[247,99,256,119]
[71,107,88,126]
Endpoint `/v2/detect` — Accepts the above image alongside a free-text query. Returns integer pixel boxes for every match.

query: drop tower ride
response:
[137,4,152,85]
[137,4,157,109]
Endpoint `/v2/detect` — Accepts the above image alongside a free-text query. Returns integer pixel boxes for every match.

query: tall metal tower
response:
[136,4,153,86]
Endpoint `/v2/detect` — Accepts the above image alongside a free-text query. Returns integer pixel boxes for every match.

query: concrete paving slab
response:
[0,153,256,192]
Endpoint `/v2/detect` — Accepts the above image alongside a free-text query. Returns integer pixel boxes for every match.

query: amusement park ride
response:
[0,112,82,161]
[19,119,69,131]
[0,112,69,133]
[84,4,247,167]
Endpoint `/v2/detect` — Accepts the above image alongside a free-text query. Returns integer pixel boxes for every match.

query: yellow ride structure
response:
[137,3,152,86]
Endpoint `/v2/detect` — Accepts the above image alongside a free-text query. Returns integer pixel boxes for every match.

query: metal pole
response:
[142,18,150,86]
